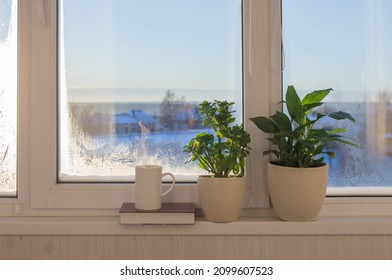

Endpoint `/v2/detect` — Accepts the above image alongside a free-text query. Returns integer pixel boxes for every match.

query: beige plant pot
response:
[268,162,328,222]
[197,176,246,222]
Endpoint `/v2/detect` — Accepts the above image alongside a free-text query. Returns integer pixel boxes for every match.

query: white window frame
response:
[0,0,31,215]
[27,0,277,210]
[1,0,392,217]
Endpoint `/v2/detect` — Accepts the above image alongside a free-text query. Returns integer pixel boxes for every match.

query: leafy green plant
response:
[250,85,357,168]
[184,100,251,177]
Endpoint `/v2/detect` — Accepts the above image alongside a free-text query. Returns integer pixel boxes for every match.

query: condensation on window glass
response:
[283,0,392,194]
[58,0,242,182]
[0,0,17,195]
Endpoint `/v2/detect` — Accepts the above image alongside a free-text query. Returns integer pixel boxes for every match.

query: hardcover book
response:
[119,203,195,225]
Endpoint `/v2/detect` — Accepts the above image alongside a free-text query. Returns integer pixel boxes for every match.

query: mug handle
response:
[161,172,175,197]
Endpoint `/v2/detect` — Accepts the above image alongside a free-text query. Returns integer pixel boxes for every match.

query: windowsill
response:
[1,197,392,235]
[1,215,392,236]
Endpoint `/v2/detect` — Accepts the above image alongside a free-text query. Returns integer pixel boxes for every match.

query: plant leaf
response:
[323,151,336,158]
[331,138,358,147]
[250,116,277,133]
[302,102,324,114]
[263,150,280,159]
[270,111,292,131]
[301,88,333,105]
[327,128,347,134]
[328,111,356,122]
[285,85,302,124]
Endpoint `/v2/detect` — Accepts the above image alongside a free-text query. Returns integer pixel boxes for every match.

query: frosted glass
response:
[283,0,392,193]
[0,0,17,196]
[58,0,242,182]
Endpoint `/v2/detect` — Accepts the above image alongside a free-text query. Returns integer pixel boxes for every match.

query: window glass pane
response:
[0,0,17,196]
[58,0,242,182]
[283,0,392,194]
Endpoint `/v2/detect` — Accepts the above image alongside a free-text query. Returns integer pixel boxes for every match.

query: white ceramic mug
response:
[134,165,175,210]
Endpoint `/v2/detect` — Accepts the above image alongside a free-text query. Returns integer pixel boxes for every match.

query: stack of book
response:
[119,202,195,225]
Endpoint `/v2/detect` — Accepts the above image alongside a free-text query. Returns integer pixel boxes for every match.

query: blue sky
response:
[283,0,392,102]
[60,0,392,103]
[0,0,12,43]
[60,0,242,102]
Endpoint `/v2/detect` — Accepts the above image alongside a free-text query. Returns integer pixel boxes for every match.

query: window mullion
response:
[243,0,281,208]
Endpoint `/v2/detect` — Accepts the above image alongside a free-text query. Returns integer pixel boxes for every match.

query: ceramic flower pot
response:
[268,162,328,222]
[197,176,246,222]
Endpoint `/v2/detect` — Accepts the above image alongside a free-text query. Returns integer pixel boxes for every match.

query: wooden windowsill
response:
[0,215,392,236]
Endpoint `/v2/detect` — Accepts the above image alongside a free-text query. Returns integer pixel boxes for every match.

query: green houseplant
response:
[184,100,251,222]
[250,85,356,221]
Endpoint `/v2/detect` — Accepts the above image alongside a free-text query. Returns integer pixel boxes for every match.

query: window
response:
[0,0,17,197]
[3,0,392,216]
[29,0,273,209]
[282,0,392,195]
[58,0,242,183]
